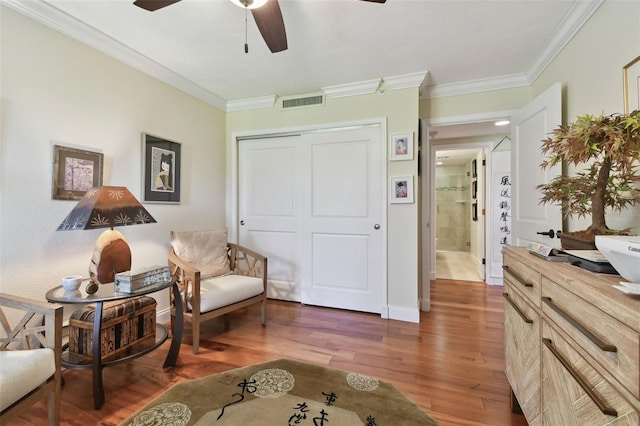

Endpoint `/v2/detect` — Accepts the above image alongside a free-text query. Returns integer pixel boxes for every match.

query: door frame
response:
[228,117,389,314]
[421,111,515,309]
[430,142,491,277]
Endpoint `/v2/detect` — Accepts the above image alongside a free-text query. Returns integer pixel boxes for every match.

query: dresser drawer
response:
[541,320,639,425]
[541,277,640,400]
[503,253,541,308]
[504,280,541,425]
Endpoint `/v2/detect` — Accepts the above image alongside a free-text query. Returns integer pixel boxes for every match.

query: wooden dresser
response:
[502,246,640,425]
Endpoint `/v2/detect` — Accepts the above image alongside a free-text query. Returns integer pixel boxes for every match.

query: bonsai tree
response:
[537,110,640,236]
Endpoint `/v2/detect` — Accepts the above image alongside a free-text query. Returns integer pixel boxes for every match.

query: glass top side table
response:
[46,278,183,409]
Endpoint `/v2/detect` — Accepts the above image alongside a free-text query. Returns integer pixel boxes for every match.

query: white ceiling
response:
[435,148,480,167]
[6,0,602,113]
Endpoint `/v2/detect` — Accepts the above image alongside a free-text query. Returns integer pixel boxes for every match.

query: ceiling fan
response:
[133,0,386,53]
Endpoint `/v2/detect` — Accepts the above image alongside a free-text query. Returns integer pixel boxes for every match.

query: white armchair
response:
[0,293,63,425]
[168,229,268,354]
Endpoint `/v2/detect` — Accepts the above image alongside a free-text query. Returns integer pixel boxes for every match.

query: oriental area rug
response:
[120,358,439,425]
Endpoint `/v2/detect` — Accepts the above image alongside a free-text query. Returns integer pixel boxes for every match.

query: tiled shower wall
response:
[436,165,470,252]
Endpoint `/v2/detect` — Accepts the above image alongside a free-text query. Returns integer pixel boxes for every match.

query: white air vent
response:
[282,94,324,109]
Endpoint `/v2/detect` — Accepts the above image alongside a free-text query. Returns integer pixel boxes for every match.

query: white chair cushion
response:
[171,229,231,279]
[0,348,55,411]
[194,274,264,313]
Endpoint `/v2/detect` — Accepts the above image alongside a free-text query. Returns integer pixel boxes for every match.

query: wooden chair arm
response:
[227,243,268,285]
[168,248,202,314]
[0,292,63,352]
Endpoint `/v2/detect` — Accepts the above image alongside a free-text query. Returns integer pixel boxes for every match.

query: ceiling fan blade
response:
[251,0,288,53]
[133,0,181,12]
[360,0,387,3]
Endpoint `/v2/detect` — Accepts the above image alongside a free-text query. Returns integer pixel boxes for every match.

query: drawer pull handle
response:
[542,338,618,417]
[503,293,533,324]
[502,265,534,288]
[542,297,617,353]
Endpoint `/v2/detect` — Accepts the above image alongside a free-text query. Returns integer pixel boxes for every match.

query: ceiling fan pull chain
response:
[244,7,249,53]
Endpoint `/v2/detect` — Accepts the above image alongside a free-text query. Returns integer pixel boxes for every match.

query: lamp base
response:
[89,229,132,284]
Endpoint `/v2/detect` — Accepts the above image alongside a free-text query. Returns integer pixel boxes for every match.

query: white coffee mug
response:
[62,275,83,291]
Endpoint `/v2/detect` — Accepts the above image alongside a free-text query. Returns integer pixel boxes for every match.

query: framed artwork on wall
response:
[52,144,103,200]
[389,132,414,161]
[142,133,181,204]
[623,55,640,114]
[390,175,414,203]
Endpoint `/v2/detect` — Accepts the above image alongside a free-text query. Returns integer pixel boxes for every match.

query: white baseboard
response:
[157,306,171,325]
[388,305,420,323]
[486,276,504,286]
[156,299,421,325]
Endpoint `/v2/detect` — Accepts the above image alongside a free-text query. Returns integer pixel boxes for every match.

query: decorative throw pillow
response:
[170,229,231,279]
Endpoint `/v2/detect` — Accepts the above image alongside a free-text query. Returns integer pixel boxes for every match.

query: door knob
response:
[537,229,555,238]
[373,224,380,230]
[240,220,245,226]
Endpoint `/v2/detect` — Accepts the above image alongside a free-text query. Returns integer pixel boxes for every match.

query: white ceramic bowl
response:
[62,275,83,291]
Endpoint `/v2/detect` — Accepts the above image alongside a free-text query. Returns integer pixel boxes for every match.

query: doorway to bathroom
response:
[433,147,484,282]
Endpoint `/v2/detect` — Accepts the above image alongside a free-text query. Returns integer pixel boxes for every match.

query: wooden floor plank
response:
[15,279,528,425]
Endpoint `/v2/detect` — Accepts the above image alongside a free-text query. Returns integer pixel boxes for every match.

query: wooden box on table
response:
[68,296,156,361]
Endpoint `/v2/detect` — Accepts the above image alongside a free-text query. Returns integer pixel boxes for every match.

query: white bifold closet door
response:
[238,125,385,314]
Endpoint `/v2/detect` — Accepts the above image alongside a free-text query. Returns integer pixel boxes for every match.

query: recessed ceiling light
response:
[436,161,444,166]
[495,120,510,126]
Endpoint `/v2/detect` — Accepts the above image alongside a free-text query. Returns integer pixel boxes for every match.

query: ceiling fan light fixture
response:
[230,0,269,9]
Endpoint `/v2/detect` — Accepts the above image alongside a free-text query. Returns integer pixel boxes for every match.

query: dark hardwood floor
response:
[15,279,528,425]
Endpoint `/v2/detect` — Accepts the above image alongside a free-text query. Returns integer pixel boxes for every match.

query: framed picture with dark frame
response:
[472,159,477,178]
[142,133,181,204]
[472,202,478,221]
[52,144,103,200]
[472,180,477,199]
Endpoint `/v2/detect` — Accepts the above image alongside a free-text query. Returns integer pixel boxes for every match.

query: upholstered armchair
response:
[0,293,63,425]
[168,229,268,354]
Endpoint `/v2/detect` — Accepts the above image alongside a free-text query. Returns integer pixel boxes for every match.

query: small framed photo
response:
[472,180,477,199]
[390,176,414,203]
[623,55,640,114]
[142,133,181,204]
[52,145,103,200]
[472,159,477,178]
[390,132,414,161]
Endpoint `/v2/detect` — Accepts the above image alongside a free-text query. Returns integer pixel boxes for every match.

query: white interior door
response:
[302,128,384,313]
[511,82,563,247]
[239,136,302,301]
[238,125,385,314]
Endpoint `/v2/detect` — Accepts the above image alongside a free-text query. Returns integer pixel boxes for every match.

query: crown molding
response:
[226,95,277,112]
[321,79,382,99]
[427,73,530,99]
[526,0,604,83]
[3,0,228,110]
[228,71,428,111]
[383,71,428,91]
